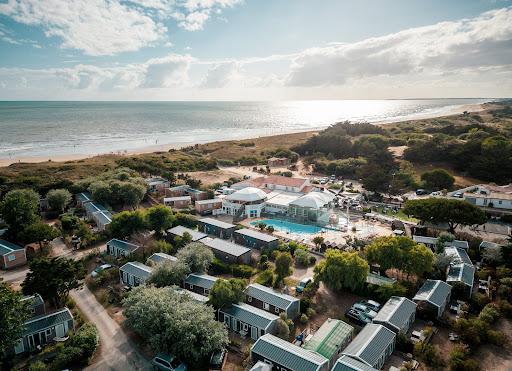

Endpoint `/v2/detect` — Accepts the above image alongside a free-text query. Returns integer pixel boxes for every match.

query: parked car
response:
[357,300,381,312]
[331,174,336,180]
[453,192,464,198]
[416,189,427,195]
[296,277,313,293]
[429,191,441,197]
[152,353,187,371]
[91,264,112,277]
[346,182,353,187]
[208,349,228,371]
[338,176,344,181]
[352,303,378,319]
[345,309,371,326]
[71,235,81,245]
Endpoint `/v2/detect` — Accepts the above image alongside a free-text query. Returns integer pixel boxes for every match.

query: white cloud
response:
[201,61,239,87]
[285,7,512,87]
[141,54,195,88]
[178,10,210,31]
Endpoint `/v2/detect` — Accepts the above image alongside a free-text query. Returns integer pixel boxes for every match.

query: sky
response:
[0,0,511,101]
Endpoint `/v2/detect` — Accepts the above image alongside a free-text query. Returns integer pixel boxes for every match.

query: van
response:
[208,349,228,371]
[152,353,187,371]
[296,277,313,293]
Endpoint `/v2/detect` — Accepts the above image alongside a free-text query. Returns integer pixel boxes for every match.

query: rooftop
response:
[445,246,472,266]
[76,192,92,203]
[245,283,299,310]
[372,296,417,332]
[198,217,236,229]
[413,279,452,307]
[225,187,268,202]
[447,263,475,288]
[22,308,73,336]
[167,226,208,241]
[195,198,222,205]
[332,355,378,371]
[0,238,24,255]
[222,303,279,330]
[147,253,177,264]
[185,273,221,289]
[264,175,309,188]
[234,228,278,243]
[251,334,328,371]
[365,273,396,286]
[120,261,153,279]
[289,192,335,209]
[107,238,140,253]
[164,196,191,202]
[203,238,251,257]
[303,319,354,359]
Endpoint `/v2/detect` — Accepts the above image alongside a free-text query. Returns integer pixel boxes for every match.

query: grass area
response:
[376,206,419,223]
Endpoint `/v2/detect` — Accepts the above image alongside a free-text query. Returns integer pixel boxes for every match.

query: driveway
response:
[70,286,152,371]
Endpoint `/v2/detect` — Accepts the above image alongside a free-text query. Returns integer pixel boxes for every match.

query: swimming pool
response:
[250,219,324,234]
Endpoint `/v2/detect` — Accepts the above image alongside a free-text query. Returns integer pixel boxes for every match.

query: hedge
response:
[73,323,100,358]
[255,269,274,286]
[211,258,231,274]
[232,264,254,278]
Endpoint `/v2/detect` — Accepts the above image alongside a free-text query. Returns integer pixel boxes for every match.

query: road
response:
[70,286,152,371]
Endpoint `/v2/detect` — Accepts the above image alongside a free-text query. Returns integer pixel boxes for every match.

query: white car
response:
[91,264,112,277]
[453,192,464,198]
[430,191,440,197]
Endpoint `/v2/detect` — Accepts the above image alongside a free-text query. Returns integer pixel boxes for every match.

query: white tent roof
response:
[289,192,335,209]
[225,187,267,202]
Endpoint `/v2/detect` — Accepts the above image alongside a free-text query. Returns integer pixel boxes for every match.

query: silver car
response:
[152,353,187,371]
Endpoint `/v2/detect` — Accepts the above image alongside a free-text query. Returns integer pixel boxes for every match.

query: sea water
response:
[0,99,490,159]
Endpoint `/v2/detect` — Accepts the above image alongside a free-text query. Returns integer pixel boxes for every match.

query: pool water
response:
[250,219,324,234]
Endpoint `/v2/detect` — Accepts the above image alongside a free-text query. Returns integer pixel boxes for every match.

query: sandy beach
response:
[0,101,490,168]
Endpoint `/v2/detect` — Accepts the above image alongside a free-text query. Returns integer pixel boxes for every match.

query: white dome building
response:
[223,187,268,218]
[289,191,335,219]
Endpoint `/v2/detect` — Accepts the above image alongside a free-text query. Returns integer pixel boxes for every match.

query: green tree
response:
[274,252,294,281]
[314,249,369,291]
[146,205,175,234]
[176,242,214,273]
[358,149,399,195]
[0,279,30,357]
[404,244,434,278]
[75,222,93,243]
[312,236,324,249]
[46,189,72,212]
[403,198,487,233]
[432,253,453,280]
[60,215,81,233]
[435,232,455,254]
[4,189,40,205]
[19,222,60,250]
[22,257,86,308]
[365,236,403,273]
[375,283,407,301]
[109,210,148,239]
[421,169,455,190]
[294,248,310,266]
[73,323,100,358]
[148,260,191,287]
[209,278,246,309]
[123,286,228,365]
[266,225,275,234]
[118,182,146,208]
[88,180,113,206]
[257,222,267,231]
[0,195,40,241]
[482,244,503,266]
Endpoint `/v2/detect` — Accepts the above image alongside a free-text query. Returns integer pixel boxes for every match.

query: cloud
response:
[201,60,239,87]
[285,6,512,86]
[141,54,195,88]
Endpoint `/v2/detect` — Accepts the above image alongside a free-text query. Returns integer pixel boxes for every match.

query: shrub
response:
[73,323,100,358]
[269,250,279,261]
[472,293,491,310]
[255,269,274,286]
[500,300,512,318]
[29,361,47,371]
[211,258,231,274]
[303,281,319,299]
[424,344,436,365]
[487,330,508,346]
[479,304,499,324]
[300,314,308,324]
[55,343,65,353]
[65,297,77,310]
[300,297,311,313]
[501,212,512,223]
[232,264,254,278]
[308,256,316,266]
[50,347,84,371]
[306,307,316,317]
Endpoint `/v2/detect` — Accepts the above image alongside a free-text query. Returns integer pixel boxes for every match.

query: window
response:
[30,307,35,314]
[209,204,212,208]
[204,289,210,295]
[189,284,194,290]
[275,307,280,313]
[499,200,503,204]
[263,303,270,311]
[248,296,252,302]
[45,328,53,337]
[8,255,15,261]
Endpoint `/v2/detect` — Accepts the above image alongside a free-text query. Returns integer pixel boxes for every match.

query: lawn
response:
[376,206,419,223]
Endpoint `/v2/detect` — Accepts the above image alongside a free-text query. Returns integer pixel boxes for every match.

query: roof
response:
[148,179,168,186]
[195,198,222,205]
[413,280,452,308]
[222,303,279,330]
[264,175,309,188]
[120,261,153,279]
[107,239,140,253]
[232,177,266,189]
[471,192,512,200]
[84,202,109,214]
[447,264,475,288]
[341,324,395,368]
[186,188,206,194]
[22,308,73,336]
[94,211,113,225]
[250,361,273,371]
[21,293,44,308]
[245,284,299,310]
[445,240,469,249]
[173,288,209,303]
[184,273,220,289]
[164,196,191,202]
[445,246,472,266]
[412,235,437,245]
[76,192,92,203]
[289,192,335,209]
[203,238,251,257]
[372,296,417,332]
[265,190,302,207]
[365,273,396,286]
[198,217,236,229]
[303,319,354,359]
[479,240,502,249]
[251,334,328,371]
[167,184,190,191]
[234,229,278,243]
[481,184,512,193]
[332,355,378,371]
[301,185,315,194]
[225,187,268,202]
[148,253,177,264]
[0,238,24,255]
[167,226,207,241]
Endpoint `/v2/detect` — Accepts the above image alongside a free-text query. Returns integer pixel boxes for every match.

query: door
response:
[232,318,237,331]
[55,324,65,338]
[14,339,24,354]
[28,335,36,349]
[224,314,230,329]
[129,275,134,286]
[251,326,258,340]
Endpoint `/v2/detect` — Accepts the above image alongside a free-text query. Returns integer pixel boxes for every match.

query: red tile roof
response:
[264,175,308,188]
[232,177,266,188]
[301,185,314,193]
[482,184,512,193]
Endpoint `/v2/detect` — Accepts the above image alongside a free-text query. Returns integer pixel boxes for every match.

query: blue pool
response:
[250,219,324,234]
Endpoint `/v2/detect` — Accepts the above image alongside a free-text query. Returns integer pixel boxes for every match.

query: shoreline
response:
[0,101,490,167]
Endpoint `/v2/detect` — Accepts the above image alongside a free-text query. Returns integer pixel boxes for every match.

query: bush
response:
[55,342,65,353]
[479,303,500,324]
[306,307,316,317]
[255,269,274,286]
[29,361,47,371]
[45,210,62,220]
[308,256,316,266]
[500,300,512,318]
[300,314,308,324]
[65,297,77,310]
[232,264,254,278]
[269,250,279,261]
[50,347,84,370]
[300,297,311,313]
[211,258,231,274]
[501,212,512,223]
[487,330,508,346]
[424,344,436,365]
[472,293,491,310]
[73,323,100,358]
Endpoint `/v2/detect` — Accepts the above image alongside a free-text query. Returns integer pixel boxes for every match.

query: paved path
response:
[70,286,152,371]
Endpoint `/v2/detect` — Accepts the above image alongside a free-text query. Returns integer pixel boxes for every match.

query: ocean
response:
[0,99,491,159]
